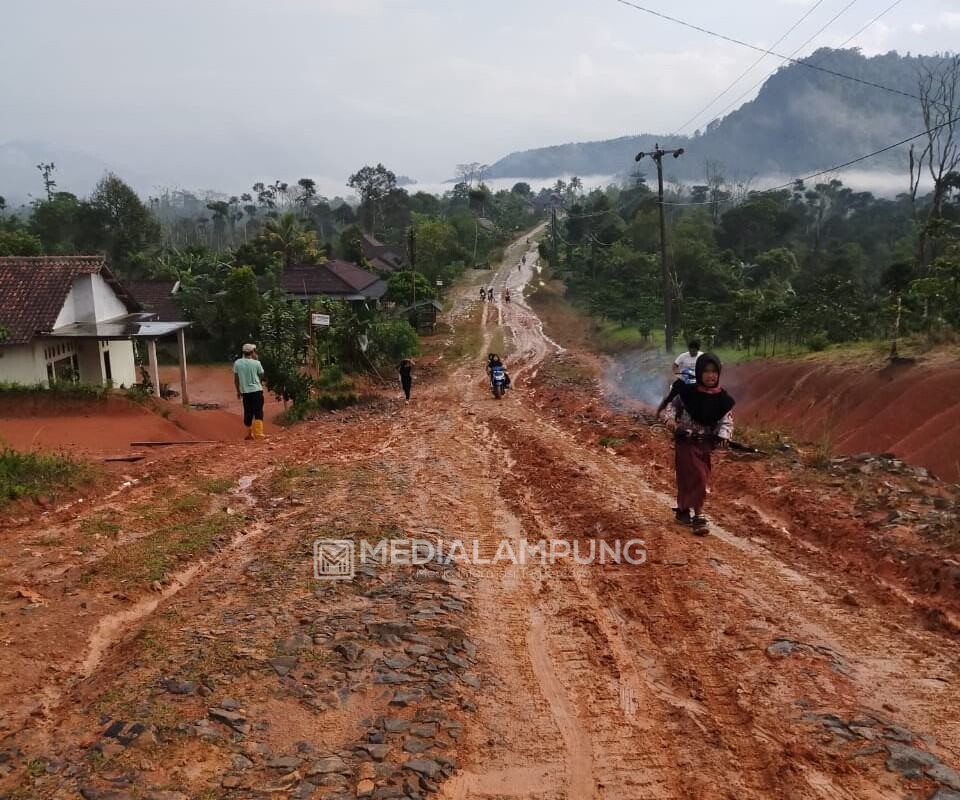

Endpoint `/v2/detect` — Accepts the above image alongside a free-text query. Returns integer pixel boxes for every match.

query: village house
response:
[279,259,387,303]
[392,299,443,333]
[124,278,183,322]
[360,233,405,274]
[0,256,192,400]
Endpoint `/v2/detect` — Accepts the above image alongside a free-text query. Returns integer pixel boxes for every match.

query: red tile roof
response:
[361,234,404,273]
[125,280,183,322]
[0,256,138,345]
[280,260,386,299]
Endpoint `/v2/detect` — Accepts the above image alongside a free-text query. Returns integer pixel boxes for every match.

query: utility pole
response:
[551,205,558,266]
[549,191,563,267]
[636,143,684,354]
[408,226,417,307]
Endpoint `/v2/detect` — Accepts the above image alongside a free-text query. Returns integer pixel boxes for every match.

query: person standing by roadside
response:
[658,353,734,534]
[398,358,414,402]
[234,343,266,440]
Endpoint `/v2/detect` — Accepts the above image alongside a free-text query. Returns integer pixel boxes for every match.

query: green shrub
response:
[276,391,359,425]
[0,382,110,401]
[316,364,351,391]
[366,319,419,366]
[807,332,829,352]
[0,449,91,506]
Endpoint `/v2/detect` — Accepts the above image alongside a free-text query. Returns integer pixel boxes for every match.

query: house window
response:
[47,354,80,384]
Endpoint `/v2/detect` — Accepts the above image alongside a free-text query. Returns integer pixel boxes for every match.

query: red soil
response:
[725,359,960,483]
[0,365,283,459]
[0,395,193,457]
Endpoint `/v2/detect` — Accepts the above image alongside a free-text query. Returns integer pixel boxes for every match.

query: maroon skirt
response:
[675,437,713,512]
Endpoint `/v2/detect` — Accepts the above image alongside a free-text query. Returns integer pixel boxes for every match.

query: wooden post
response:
[177,328,189,406]
[147,338,161,397]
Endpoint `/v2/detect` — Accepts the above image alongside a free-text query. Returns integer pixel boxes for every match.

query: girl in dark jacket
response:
[657,353,735,533]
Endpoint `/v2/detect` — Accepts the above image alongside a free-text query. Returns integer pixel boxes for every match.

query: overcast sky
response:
[2,0,959,196]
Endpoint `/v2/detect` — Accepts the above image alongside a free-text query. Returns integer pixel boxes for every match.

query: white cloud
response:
[940,12,960,29]
[910,23,926,33]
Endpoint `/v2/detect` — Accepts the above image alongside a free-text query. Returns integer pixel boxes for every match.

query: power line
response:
[835,0,905,49]
[611,0,953,112]
[658,115,960,206]
[670,0,828,136]
[704,0,903,129]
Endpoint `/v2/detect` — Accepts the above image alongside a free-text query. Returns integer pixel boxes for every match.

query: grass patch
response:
[266,463,309,495]
[89,512,241,585]
[200,477,234,495]
[489,327,509,358]
[0,448,91,507]
[169,493,204,513]
[540,355,597,386]
[25,759,47,778]
[446,306,484,362]
[598,436,626,448]
[80,514,122,537]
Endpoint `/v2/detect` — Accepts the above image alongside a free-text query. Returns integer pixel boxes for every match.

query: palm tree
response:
[263,211,319,271]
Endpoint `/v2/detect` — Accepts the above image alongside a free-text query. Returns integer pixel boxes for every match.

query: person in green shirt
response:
[233,343,266,440]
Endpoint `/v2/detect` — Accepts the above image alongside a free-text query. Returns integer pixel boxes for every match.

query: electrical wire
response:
[835,0,905,49]
[704,0,904,129]
[658,114,960,206]
[670,0,828,136]
[611,0,955,113]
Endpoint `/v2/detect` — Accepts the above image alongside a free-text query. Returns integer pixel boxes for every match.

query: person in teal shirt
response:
[233,343,266,439]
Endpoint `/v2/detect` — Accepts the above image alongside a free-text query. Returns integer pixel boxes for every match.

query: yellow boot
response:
[253,419,267,439]
[245,425,254,441]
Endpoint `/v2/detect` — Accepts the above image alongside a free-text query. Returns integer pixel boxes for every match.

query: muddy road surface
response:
[1,229,958,799]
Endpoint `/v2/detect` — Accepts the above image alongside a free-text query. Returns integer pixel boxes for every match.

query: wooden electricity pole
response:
[636,144,684,354]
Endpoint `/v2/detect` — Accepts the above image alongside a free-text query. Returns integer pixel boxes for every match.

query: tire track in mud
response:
[476,257,855,796]
[0,415,407,757]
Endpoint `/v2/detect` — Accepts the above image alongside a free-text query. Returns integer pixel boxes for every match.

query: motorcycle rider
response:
[673,340,703,379]
[488,353,510,395]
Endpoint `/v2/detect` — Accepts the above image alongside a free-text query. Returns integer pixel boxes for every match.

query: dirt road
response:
[1,229,958,799]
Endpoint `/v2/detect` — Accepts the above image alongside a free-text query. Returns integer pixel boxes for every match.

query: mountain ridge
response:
[484,48,946,182]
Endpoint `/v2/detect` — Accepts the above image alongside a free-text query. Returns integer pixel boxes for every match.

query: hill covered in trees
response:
[485,48,949,182]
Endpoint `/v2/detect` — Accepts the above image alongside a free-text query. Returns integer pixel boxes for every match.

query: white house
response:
[0,256,191,400]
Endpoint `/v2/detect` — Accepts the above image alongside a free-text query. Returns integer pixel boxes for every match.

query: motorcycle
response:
[678,366,696,385]
[491,365,508,399]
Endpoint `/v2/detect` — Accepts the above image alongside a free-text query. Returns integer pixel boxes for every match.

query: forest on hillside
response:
[549,164,959,353]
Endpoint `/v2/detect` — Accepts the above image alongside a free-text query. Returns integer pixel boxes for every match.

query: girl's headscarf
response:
[677,352,735,426]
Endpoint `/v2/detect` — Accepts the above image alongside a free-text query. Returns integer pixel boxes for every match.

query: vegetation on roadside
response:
[0,448,91,506]
[0,381,110,401]
[90,509,240,585]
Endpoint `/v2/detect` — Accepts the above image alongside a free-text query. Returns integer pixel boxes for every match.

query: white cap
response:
[242,343,256,354]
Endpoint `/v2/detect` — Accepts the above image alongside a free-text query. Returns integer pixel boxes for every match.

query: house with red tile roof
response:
[0,256,191,399]
[279,259,387,303]
[360,234,405,274]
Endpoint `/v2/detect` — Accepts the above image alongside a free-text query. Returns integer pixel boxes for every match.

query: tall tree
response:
[911,54,960,268]
[90,173,160,274]
[261,211,321,271]
[347,163,397,233]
